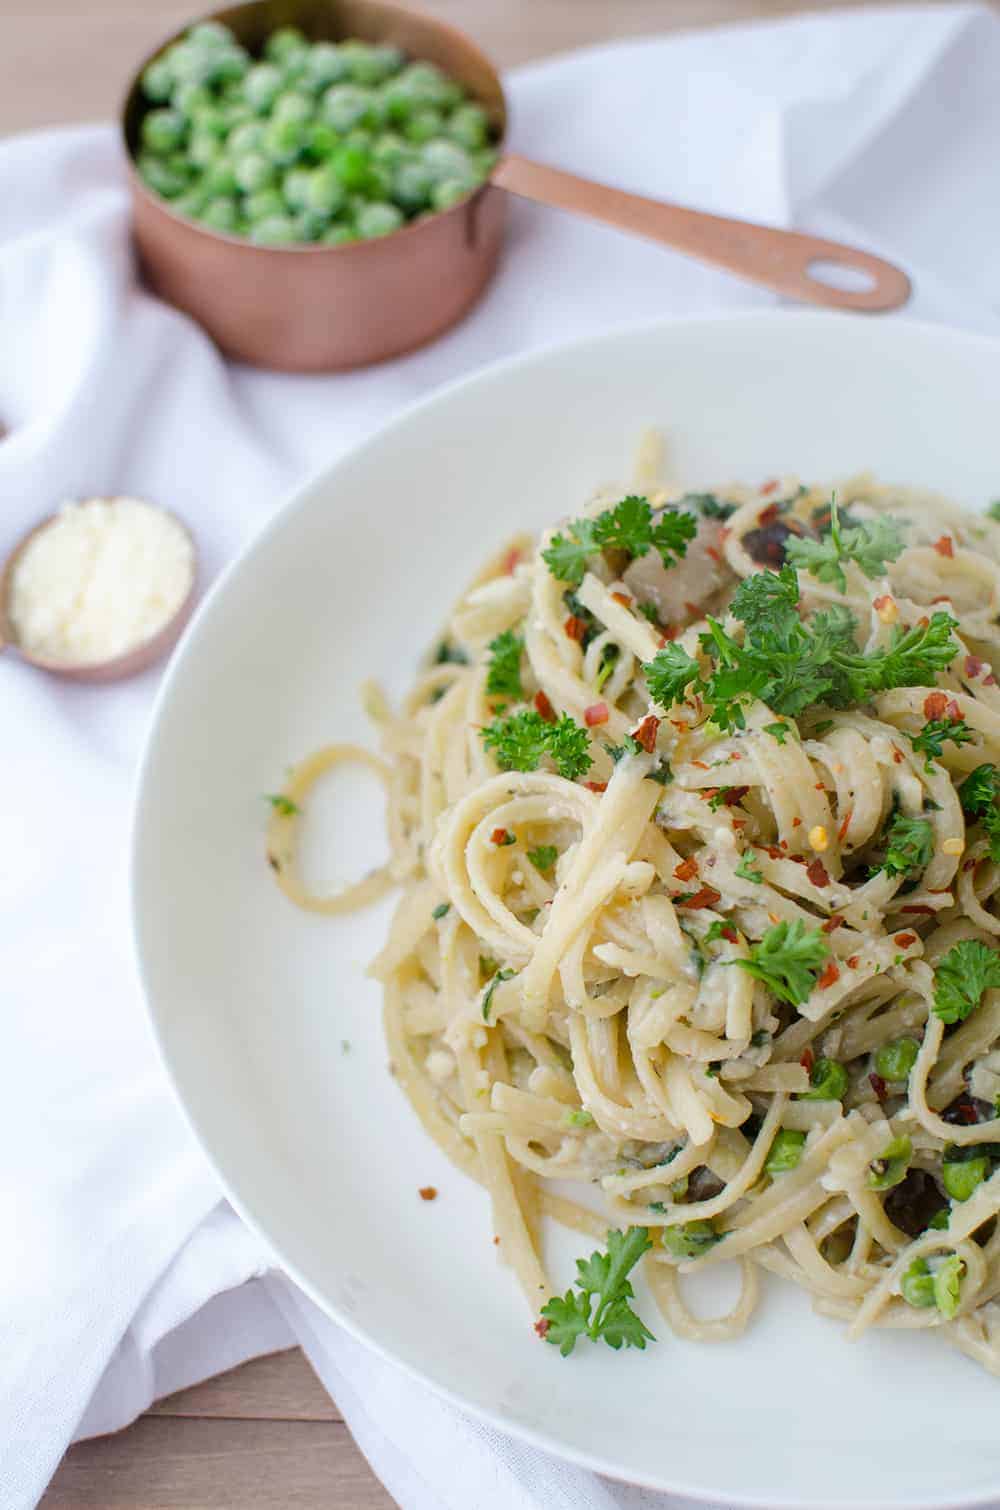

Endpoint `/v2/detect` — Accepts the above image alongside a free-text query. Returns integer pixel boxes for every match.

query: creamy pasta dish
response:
[268,438,1000,1371]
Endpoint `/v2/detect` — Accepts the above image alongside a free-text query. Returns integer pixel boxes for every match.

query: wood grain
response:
[149,1348,338,1422]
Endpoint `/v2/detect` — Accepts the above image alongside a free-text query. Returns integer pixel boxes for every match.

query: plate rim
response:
[131,309,1000,1510]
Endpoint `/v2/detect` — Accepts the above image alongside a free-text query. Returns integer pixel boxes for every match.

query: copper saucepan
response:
[121,0,911,373]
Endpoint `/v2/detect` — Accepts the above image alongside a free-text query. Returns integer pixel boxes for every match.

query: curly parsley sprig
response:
[960,764,1000,863]
[482,709,593,781]
[733,918,830,1007]
[642,566,959,731]
[542,495,696,587]
[485,629,524,701]
[785,496,905,593]
[933,940,1000,1024]
[538,1227,654,1356]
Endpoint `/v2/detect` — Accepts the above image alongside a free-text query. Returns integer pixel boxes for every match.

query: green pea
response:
[141,58,175,103]
[295,207,330,241]
[873,1037,920,1084]
[188,21,236,50]
[304,164,345,216]
[660,1220,720,1258]
[371,132,409,170]
[397,61,457,110]
[332,142,373,191]
[189,102,230,139]
[867,1134,911,1191]
[304,120,340,160]
[355,201,404,238]
[188,129,222,169]
[322,83,377,133]
[262,117,307,166]
[208,47,249,87]
[473,146,498,177]
[229,120,266,156]
[431,177,473,212]
[137,153,188,199]
[337,41,380,86]
[366,163,393,200]
[446,102,489,150]
[233,152,277,193]
[391,160,432,212]
[403,107,444,145]
[900,1257,936,1308]
[273,90,313,125]
[927,1206,950,1230]
[168,41,216,88]
[244,187,286,221]
[244,62,284,115]
[322,223,359,245]
[199,196,240,232]
[766,1129,806,1174]
[942,1154,990,1201]
[303,41,350,91]
[282,167,314,213]
[800,1057,848,1101]
[421,139,472,183]
[343,126,374,153]
[264,26,309,64]
[934,1253,965,1318]
[173,185,210,219]
[201,158,239,197]
[249,213,300,245]
[141,108,185,154]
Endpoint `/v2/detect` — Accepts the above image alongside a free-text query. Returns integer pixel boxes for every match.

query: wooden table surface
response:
[8,0,965,1504]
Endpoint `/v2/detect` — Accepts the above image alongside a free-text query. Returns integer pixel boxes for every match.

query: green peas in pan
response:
[136,21,498,244]
[765,1129,806,1174]
[873,1037,919,1084]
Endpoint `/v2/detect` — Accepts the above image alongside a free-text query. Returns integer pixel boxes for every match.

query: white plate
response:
[133,313,1000,1510]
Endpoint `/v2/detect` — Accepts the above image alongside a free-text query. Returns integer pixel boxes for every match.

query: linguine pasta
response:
[269,442,1000,1372]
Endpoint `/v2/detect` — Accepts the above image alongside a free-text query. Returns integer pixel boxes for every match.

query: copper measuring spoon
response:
[123,0,910,373]
[0,505,197,683]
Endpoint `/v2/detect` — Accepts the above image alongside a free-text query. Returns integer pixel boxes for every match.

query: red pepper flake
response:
[894,932,917,947]
[729,750,744,761]
[806,858,830,888]
[491,827,514,847]
[779,839,789,852]
[632,714,660,753]
[945,698,962,721]
[534,1317,550,1339]
[659,625,680,643]
[676,885,721,910]
[923,690,948,720]
[584,701,609,727]
[901,904,936,916]
[732,817,748,831]
[418,1186,438,1201]
[705,545,723,565]
[585,781,607,793]
[818,960,841,992]
[822,914,844,934]
[691,760,710,771]
[611,591,632,608]
[792,816,802,828]
[502,546,522,575]
[847,955,860,969]
[674,856,699,881]
[873,594,892,614]
[892,747,904,765]
[765,844,784,859]
[534,690,556,723]
[933,534,955,558]
[564,615,587,642]
[720,527,731,542]
[814,782,825,791]
[720,786,749,806]
[965,655,985,679]
[985,674,998,687]
[800,1047,815,1074]
[837,809,852,842]
[684,601,701,620]
[493,1236,500,1246]
[964,857,978,872]
[760,482,779,499]
[869,1073,888,1102]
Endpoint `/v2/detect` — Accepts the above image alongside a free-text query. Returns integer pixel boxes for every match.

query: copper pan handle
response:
[492,154,910,313]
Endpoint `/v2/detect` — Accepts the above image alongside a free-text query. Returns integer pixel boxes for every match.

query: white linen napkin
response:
[3,6,1000,1508]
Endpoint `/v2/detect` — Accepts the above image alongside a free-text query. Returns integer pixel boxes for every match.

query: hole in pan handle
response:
[492,154,911,313]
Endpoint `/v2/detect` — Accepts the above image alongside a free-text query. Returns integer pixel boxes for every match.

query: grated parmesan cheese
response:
[9,497,194,666]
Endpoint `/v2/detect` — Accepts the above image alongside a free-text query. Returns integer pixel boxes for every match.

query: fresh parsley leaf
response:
[933,940,1000,1024]
[606,735,642,763]
[595,643,620,693]
[265,794,299,816]
[764,722,790,744]
[735,851,763,883]
[644,642,701,708]
[482,967,515,1021]
[733,918,830,1007]
[908,717,975,767]
[547,714,594,780]
[785,497,905,593]
[678,491,736,521]
[431,902,451,920]
[705,920,736,944]
[539,1228,654,1357]
[542,497,695,585]
[527,844,558,872]
[485,630,524,700]
[960,764,1000,863]
[876,812,934,879]
[637,601,660,624]
[434,640,468,665]
[482,710,552,772]
[565,1108,594,1128]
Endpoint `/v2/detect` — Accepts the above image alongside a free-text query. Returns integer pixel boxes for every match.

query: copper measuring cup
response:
[122,0,911,373]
